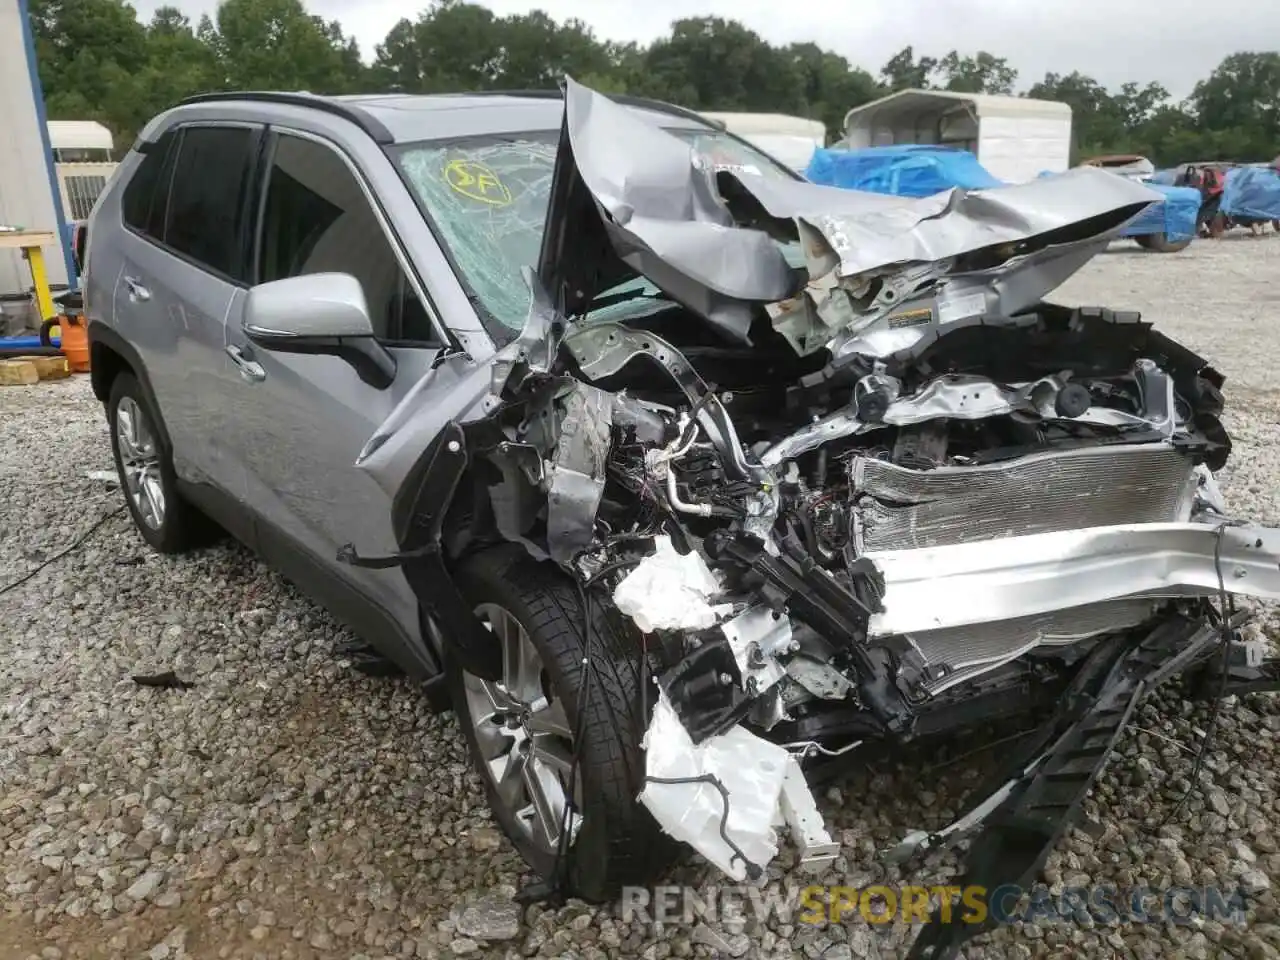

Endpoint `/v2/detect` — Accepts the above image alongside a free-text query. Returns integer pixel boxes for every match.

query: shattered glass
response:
[398,136,559,334]
[395,126,807,340]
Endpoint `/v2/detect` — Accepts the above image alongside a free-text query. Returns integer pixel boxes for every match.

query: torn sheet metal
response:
[825,235,1109,361]
[640,692,789,881]
[866,521,1280,637]
[546,383,613,564]
[744,165,1160,280]
[355,269,560,500]
[488,267,561,397]
[612,535,732,633]
[541,79,797,341]
[540,77,1162,348]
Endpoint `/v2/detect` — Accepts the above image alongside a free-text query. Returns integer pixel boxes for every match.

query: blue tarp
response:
[1221,166,1280,221]
[807,145,1197,241]
[1118,183,1200,240]
[805,145,1003,198]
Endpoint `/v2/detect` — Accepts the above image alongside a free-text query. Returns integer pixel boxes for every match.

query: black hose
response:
[0,346,64,358]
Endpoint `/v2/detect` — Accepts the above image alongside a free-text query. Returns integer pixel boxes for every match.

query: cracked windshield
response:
[396,128,797,338]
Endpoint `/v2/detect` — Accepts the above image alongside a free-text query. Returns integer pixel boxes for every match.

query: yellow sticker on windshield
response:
[444,159,512,206]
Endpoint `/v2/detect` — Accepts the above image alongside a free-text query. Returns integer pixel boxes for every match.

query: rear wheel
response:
[448,548,675,901]
[107,373,210,553]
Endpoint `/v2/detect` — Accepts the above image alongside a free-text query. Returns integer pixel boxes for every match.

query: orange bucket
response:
[40,314,90,372]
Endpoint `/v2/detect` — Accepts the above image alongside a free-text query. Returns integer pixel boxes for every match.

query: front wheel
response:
[447,548,675,901]
[1137,232,1193,253]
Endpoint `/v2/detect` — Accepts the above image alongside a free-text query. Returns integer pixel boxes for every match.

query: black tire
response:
[1136,232,1193,253]
[448,548,675,901]
[107,372,210,553]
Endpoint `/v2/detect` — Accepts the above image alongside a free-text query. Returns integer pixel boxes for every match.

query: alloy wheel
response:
[462,602,582,855]
[115,395,166,530]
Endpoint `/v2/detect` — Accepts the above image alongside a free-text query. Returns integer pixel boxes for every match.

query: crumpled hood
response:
[537,77,1165,346]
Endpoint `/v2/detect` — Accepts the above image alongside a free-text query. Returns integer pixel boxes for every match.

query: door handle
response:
[123,276,151,302]
[225,343,266,383]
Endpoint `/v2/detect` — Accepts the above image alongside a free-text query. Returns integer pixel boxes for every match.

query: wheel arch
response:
[88,323,174,452]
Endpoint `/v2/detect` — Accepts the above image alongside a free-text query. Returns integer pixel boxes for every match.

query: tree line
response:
[31,0,1280,166]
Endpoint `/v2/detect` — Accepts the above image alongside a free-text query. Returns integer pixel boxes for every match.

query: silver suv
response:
[83,86,793,902]
[87,80,1280,950]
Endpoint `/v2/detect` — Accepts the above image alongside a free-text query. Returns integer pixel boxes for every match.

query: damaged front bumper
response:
[631,516,1280,960]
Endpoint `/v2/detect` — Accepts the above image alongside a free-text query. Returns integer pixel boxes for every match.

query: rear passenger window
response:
[122,131,177,238]
[163,126,255,281]
[256,134,434,343]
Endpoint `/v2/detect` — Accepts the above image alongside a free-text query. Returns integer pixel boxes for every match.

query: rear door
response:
[111,122,262,520]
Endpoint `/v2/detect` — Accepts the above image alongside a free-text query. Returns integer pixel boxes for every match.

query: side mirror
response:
[243,273,396,389]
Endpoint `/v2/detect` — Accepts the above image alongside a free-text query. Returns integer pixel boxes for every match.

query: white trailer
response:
[699,112,827,174]
[46,120,118,222]
[840,89,1072,184]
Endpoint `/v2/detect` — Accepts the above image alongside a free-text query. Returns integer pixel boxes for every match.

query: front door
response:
[222,129,445,672]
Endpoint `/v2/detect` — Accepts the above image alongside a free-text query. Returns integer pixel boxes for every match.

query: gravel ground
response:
[3,234,1280,960]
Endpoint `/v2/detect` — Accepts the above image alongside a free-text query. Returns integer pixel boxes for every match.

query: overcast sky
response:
[135,0,1276,99]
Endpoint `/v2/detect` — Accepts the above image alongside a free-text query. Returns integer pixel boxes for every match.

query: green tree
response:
[494,11,612,89]
[640,17,805,112]
[371,1,520,92]
[1111,81,1170,129]
[788,42,881,137]
[880,46,937,91]
[28,0,151,141]
[28,0,1278,171]
[203,0,365,93]
[1189,52,1280,158]
[1027,71,1129,160]
[938,51,1017,95]
[131,8,220,120]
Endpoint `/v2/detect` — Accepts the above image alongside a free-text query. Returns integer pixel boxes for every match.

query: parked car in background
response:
[1080,153,1156,179]
[1080,153,1200,251]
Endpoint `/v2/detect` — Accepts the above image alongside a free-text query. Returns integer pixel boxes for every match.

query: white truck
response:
[839,88,1072,183]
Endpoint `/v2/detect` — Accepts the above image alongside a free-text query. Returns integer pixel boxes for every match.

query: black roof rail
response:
[175,91,395,144]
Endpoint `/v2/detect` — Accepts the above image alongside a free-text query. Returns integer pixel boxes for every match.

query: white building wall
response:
[0,0,70,296]
[978,115,1073,182]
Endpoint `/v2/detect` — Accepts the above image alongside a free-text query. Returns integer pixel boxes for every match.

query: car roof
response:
[176,89,719,145]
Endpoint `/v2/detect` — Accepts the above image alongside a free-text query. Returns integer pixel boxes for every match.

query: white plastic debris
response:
[639,691,789,881]
[612,535,731,633]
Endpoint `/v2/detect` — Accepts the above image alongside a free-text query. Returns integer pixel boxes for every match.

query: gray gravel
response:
[3,234,1280,960]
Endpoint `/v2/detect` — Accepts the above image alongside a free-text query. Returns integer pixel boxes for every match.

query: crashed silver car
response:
[86,78,1280,957]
